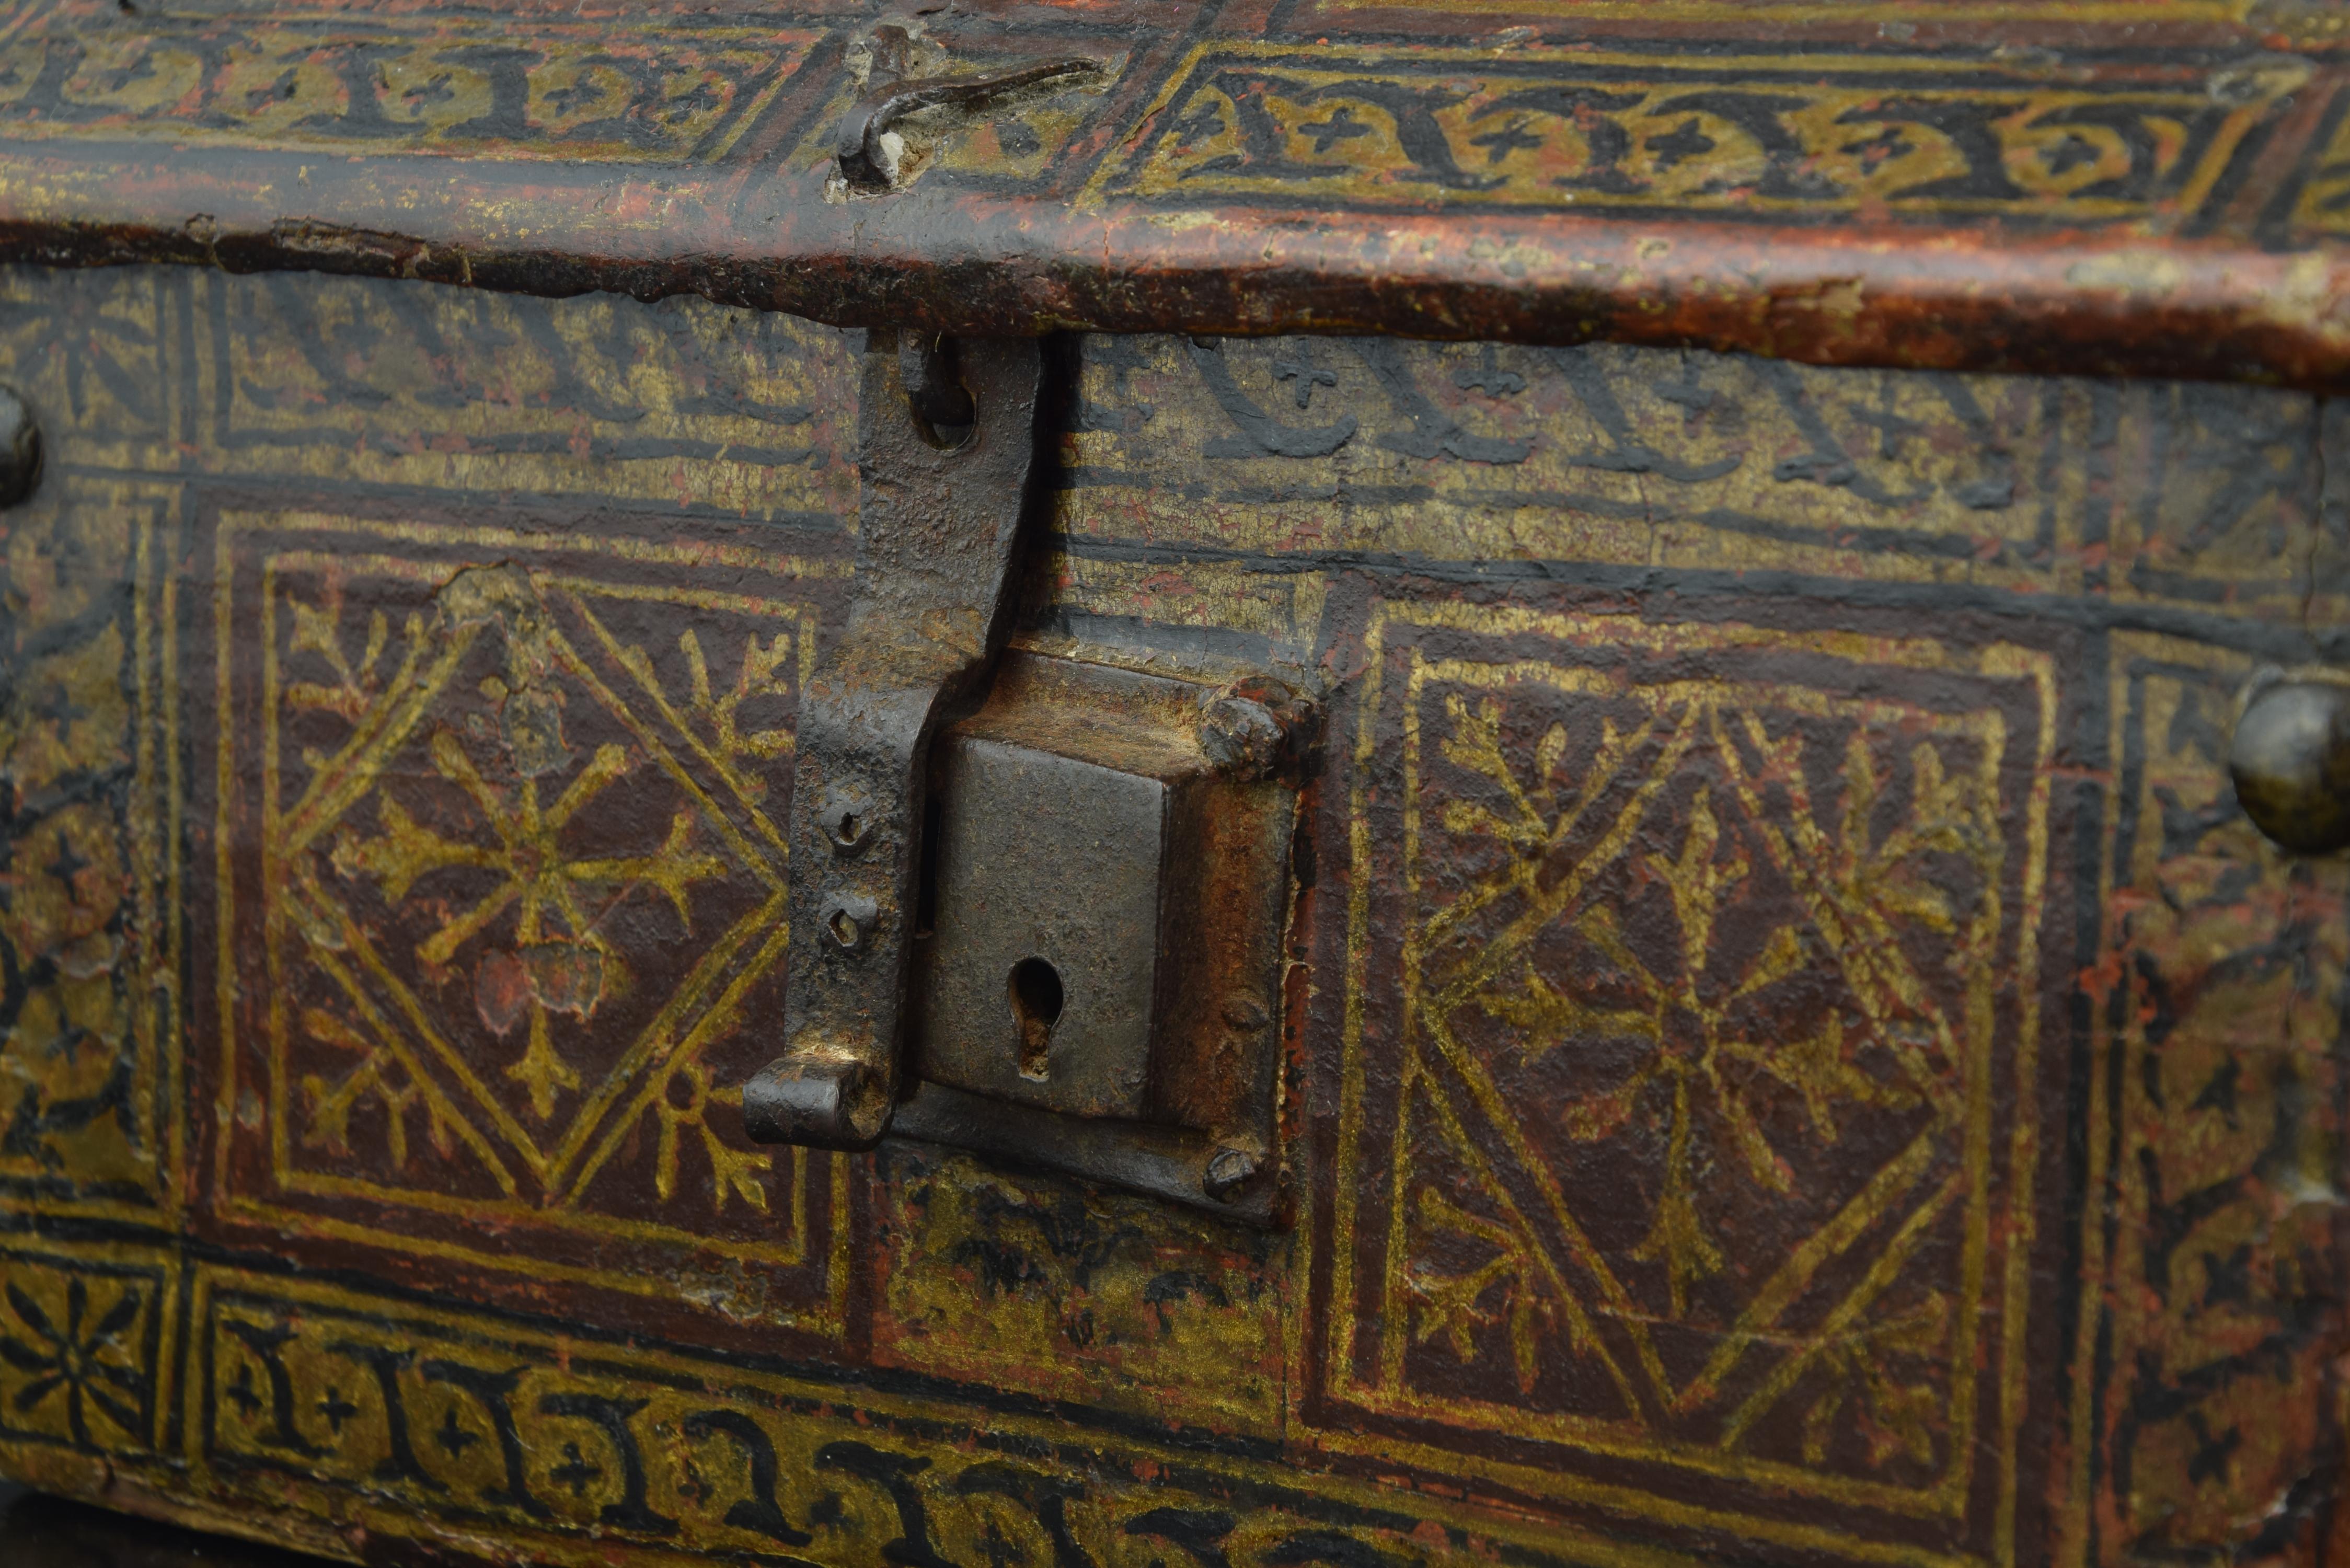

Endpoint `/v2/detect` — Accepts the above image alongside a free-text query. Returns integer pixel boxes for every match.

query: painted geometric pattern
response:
[0,1246,166,1458]
[0,484,174,1219]
[0,15,824,164]
[0,260,2329,1568]
[2073,635,2350,1565]
[0,263,184,1224]
[1326,600,2055,1563]
[1099,45,2300,222]
[189,1262,1588,1568]
[1057,336,2330,639]
[210,510,835,1309]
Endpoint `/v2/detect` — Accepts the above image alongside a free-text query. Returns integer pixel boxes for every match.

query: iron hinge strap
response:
[742,335,1044,1150]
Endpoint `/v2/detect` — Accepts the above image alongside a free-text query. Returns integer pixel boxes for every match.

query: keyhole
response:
[1008,958,1063,1081]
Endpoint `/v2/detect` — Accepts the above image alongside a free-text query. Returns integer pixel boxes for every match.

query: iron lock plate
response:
[743,334,1300,1223]
[900,652,1299,1222]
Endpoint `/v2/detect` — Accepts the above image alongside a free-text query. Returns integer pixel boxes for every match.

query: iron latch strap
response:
[742,335,1044,1150]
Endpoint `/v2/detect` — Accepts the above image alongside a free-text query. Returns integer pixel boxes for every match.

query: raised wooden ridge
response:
[0,0,2347,384]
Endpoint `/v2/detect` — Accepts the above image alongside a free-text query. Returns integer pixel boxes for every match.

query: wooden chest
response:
[0,2,2340,1565]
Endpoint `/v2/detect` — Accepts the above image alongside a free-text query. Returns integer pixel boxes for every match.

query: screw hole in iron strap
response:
[900,332,977,449]
[824,894,879,951]
[744,336,1044,1155]
[817,786,876,856]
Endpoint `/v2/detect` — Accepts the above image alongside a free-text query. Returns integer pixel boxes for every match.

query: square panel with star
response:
[1309,597,2066,1567]
[200,507,846,1334]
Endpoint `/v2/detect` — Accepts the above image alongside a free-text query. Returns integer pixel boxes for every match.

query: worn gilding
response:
[0,267,2336,1568]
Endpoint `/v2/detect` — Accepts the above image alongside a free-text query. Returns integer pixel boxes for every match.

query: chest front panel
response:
[0,264,2337,1568]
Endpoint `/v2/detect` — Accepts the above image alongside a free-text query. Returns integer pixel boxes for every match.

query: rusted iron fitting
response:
[2231,667,2350,855]
[835,57,1098,194]
[742,335,1045,1151]
[1199,678,1309,781]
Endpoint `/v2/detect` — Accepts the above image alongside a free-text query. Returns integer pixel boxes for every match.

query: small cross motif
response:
[1839,125,1916,173]
[1852,397,1925,458]
[1469,118,1544,166]
[401,75,457,111]
[223,1363,263,1419]
[1655,362,1718,421]
[315,1386,360,1436]
[1644,117,1714,172]
[435,1405,478,1456]
[2041,133,2104,178]
[42,1022,93,1062]
[29,684,89,732]
[1272,357,1339,409]
[550,1441,602,1496]
[44,838,90,891]
[244,70,296,112]
[543,77,608,118]
[1299,106,1372,154]
[1171,99,1227,149]
[1453,344,1526,397]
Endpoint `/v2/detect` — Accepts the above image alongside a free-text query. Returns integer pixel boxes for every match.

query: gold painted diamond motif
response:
[255,551,807,1229]
[1328,602,2052,1543]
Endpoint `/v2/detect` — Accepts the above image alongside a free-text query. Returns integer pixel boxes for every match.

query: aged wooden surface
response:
[0,266,2337,1567]
[0,1480,332,1565]
[1,2,2349,382]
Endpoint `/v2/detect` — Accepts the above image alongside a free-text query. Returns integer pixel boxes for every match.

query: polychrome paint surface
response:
[0,267,2337,1567]
[0,2,2347,382]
